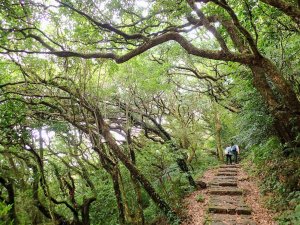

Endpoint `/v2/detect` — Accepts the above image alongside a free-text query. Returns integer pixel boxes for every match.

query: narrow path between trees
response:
[182,165,276,225]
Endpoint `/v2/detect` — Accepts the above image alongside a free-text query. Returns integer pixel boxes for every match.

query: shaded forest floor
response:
[181,165,277,225]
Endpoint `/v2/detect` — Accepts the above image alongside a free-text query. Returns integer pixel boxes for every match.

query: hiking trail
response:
[182,164,276,225]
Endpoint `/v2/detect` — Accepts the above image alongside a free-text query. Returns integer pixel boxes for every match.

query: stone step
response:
[209,206,252,215]
[216,172,237,176]
[211,176,237,186]
[209,214,256,225]
[213,176,237,180]
[209,186,243,195]
[209,195,251,215]
[210,181,237,187]
[218,169,238,173]
[220,164,240,168]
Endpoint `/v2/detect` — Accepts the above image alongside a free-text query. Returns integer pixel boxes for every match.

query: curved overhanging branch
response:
[0,32,255,65]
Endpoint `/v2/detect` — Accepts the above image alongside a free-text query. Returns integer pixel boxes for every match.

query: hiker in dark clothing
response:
[231,142,240,164]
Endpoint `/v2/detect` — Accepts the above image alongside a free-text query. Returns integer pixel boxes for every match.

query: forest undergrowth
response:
[242,137,300,225]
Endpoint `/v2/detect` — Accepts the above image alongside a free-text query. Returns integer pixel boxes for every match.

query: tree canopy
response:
[0,0,299,224]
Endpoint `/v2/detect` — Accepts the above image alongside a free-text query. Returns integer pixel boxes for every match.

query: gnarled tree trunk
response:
[0,177,18,225]
[94,109,179,222]
[251,60,300,144]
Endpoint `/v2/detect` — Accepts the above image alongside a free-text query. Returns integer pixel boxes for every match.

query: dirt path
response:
[182,164,277,225]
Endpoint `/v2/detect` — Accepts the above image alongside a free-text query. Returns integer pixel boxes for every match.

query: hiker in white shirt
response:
[224,145,232,165]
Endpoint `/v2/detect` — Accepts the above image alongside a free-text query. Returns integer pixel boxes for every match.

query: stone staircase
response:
[206,165,256,225]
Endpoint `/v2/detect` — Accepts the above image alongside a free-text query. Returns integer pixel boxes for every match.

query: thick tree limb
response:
[210,0,261,57]
[259,0,300,23]
[0,32,255,65]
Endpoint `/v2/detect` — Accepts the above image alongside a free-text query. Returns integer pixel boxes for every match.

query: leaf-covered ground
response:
[182,167,217,225]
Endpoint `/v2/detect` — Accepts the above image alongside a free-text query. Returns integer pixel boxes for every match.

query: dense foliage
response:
[0,0,299,224]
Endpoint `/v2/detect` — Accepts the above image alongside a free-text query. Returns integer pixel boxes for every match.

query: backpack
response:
[231,145,237,152]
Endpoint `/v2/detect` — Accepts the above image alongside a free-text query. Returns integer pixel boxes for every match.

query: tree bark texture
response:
[259,0,300,23]
[127,129,145,225]
[251,64,299,143]
[111,169,126,225]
